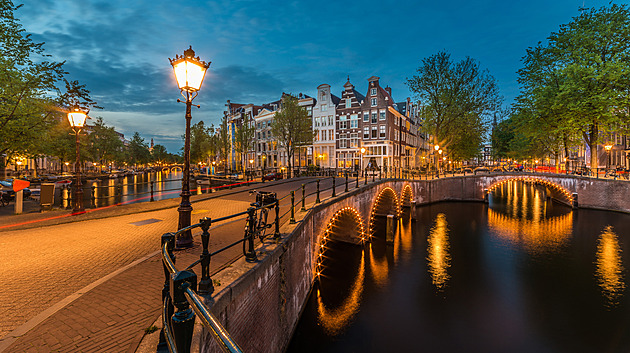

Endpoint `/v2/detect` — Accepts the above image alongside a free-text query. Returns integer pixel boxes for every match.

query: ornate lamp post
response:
[68,107,87,213]
[434,145,440,178]
[249,159,254,180]
[360,147,366,176]
[604,144,613,172]
[170,46,211,248]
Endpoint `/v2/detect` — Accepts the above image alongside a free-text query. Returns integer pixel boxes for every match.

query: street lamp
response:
[67,107,87,213]
[604,144,613,171]
[249,159,254,180]
[360,147,366,176]
[434,145,440,178]
[170,46,210,248]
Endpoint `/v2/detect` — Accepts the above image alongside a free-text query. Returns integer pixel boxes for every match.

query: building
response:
[335,77,364,169]
[312,84,340,168]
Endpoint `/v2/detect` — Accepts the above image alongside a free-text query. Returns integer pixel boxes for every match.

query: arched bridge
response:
[201,172,630,353]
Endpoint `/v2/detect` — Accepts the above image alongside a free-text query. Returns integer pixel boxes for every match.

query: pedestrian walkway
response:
[0,177,323,352]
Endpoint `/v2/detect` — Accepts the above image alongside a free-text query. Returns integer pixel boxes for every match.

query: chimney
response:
[385,86,392,96]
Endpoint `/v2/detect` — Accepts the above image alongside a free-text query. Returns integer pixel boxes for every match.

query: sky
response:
[18,0,618,153]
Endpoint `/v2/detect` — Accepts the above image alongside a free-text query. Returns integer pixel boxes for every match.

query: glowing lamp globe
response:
[68,108,87,129]
[170,46,210,92]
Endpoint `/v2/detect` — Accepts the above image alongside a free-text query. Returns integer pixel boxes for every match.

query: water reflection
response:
[317,251,365,335]
[427,213,451,291]
[595,226,626,308]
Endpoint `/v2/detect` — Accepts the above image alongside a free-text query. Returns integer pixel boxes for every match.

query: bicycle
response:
[246,190,277,241]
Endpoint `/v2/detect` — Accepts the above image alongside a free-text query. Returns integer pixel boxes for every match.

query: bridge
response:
[161,172,630,352]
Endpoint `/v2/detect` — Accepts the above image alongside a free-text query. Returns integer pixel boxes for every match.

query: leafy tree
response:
[217,114,231,174]
[188,121,213,164]
[151,144,169,165]
[406,51,502,160]
[270,95,315,177]
[0,0,65,159]
[234,116,255,172]
[125,132,150,168]
[515,4,630,169]
[87,117,124,171]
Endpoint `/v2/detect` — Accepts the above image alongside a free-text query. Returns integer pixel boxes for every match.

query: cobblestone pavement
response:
[0,177,332,352]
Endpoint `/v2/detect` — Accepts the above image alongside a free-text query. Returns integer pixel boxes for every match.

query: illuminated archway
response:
[315,207,366,278]
[486,176,573,204]
[400,184,413,208]
[171,166,183,172]
[368,187,400,238]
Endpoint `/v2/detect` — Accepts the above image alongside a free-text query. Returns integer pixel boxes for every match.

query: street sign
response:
[13,179,30,192]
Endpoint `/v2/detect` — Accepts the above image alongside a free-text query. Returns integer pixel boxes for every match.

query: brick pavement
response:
[0,177,325,352]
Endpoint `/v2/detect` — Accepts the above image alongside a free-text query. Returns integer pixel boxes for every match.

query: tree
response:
[406,51,502,160]
[125,132,150,168]
[270,95,314,177]
[234,116,255,172]
[188,121,213,164]
[0,0,66,159]
[151,144,169,165]
[87,117,124,171]
[217,114,231,174]
[515,4,630,169]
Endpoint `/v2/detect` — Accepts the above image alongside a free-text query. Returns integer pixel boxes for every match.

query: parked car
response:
[262,172,283,181]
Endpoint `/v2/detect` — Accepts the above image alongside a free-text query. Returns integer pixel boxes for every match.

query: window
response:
[350,133,358,148]
[371,98,377,106]
[321,92,327,101]
[371,88,376,96]
[329,130,333,140]
[262,131,266,139]
[346,99,351,108]
[339,121,348,129]
[257,132,261,139]
[371,126,377,139]
[339,133,347,148]
[379,110,386,120]
[321,104,327,112]
[350,117,358,129]
[380,125,386,138]
[328,116,333,126]
[363,127,369,139]
[371,112,377,123]
[363,112,369,122]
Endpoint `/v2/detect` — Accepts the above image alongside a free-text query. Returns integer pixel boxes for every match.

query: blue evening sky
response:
[20,0,617,152]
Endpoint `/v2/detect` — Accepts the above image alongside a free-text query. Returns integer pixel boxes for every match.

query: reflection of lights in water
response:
[369,243,389,287]
[317,251,365,336]
[487,209,572,254]
[427,213,451,291]
[595,226,625,308]
[394,216,413,265]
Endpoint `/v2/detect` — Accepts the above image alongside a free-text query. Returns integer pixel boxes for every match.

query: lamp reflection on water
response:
[595,226,626,308]
[427,213,451,291]
[317,251,365,335]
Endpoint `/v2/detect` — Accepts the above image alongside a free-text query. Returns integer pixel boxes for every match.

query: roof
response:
[331,94,341,106]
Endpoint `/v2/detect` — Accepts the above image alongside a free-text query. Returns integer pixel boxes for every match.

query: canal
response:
[287,180,630,352]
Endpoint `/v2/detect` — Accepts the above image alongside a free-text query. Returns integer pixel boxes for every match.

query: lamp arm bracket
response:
[176,99,201,109]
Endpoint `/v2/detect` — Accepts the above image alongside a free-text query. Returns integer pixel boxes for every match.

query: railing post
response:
[364,171,367,185]
[372,171,375,183]
[301,184,306,211]
[150,180,155,202]
[274,200,280,238]
[380,168,382,180]
[345,172,349,192]
[170,270,197,353]
[332,176,336,197]
[158,232,176,351]
[245,207,257,262]
[316,179,321,203]
[290,191,296,224]
[356,171,359,188]
[91,185,96,208]
[198,217,213,295]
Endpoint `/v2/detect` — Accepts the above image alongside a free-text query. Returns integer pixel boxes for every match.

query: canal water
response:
[287,181,630,353]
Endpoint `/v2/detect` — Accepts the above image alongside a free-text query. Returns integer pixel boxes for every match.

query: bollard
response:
[356,172,359,188]
[62,186,68,208]
[411,201,417,222]
[290,191,296,224]
[365,172,367,185]
[316,179,321,203]
[14,189,23,215]
[345,172,349,192]
[245,207,257,262]
[91,185,96,208]
[197,185,202,195]
[386,214,395,244]
[332,176,336,197]
[150,181,155,201]
[198,217,213,294]
[572,192,578,209]
[301,184,306,211]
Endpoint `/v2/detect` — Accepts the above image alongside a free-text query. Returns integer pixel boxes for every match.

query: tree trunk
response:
[588,123,598,171]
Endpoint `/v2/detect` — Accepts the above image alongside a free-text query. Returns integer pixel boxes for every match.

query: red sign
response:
[13,179,30,192]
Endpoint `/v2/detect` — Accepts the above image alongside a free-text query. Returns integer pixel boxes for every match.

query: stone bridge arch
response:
[484,175,574,205]
[400,184,413,208]
[315,207,366,277]
[368,187,401,239]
